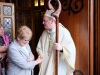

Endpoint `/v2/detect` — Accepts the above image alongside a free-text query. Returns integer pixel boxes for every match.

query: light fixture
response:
[34,0,44,6]
[34,0,38,6]
[40,0,44,6]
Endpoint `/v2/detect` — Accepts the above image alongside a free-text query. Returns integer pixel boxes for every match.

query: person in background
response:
[7,25,43,75]
[36,9,76,75]
[0,24,9,75]
[73,70,84,75]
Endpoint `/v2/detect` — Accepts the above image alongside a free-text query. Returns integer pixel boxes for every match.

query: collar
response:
[47,26,56,34]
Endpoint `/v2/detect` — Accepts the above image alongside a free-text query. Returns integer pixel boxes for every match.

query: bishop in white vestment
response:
[36,9,76,75]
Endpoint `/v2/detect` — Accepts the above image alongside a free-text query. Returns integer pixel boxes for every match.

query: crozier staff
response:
[49,0,62,75]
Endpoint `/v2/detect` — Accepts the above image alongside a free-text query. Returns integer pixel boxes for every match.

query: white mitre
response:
[44,9,56,20]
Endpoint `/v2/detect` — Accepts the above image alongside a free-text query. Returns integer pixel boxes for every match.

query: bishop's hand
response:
[54,43,63,51]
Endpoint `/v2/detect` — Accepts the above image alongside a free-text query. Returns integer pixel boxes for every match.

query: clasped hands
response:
[0,44,8,52]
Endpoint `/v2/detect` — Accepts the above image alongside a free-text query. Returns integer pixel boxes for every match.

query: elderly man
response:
[36,9,76,75]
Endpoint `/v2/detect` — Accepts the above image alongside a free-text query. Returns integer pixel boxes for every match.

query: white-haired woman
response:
[7,25,43,75]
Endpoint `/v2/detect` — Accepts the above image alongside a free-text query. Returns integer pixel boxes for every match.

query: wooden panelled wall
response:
[44,0,94,75]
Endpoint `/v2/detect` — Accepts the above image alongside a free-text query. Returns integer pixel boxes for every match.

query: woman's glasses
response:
[22,38,30,42]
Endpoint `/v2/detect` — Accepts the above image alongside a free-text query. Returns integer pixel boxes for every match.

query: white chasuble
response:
[36,23,76,75]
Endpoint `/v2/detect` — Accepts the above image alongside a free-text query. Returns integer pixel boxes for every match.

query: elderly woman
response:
[7,25,43,75]
[0,24,8,57]
[0,24,9,75]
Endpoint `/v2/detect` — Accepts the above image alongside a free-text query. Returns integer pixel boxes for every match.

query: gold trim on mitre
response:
[44,9,56,20]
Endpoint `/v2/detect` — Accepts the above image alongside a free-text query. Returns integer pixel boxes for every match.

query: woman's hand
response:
[1,53,6,59]
[0,44,8,52]
[28,56,34,61]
